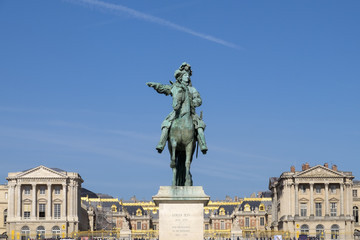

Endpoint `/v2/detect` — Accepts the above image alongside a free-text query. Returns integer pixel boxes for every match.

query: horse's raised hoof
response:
[170,161,176,168]
[201,149,207,155]
[156,148,163,154]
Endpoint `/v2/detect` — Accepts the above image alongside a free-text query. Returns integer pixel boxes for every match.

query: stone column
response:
[47,184,51,219]
[16,184,21,218]
[340,183,344,216]
[74,182,78,218]
[346,183,351,216]
[62,183,67,220]
[291,183,295,216]
[31,184,36,219]
[69,183,73,218]
[273,187,278,222]
[295,183,299,216]
[8,183,15,221]
[310,183,314,216]
[325,183,329,216]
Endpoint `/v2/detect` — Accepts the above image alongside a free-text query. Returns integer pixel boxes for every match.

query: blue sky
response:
[0,0,359,201]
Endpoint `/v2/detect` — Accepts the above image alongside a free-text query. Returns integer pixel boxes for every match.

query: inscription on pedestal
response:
[159,203,203,240]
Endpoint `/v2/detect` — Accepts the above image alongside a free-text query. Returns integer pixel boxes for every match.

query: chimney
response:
[332,164,338,171]
[324,163,329,168]
[290,166,295,173]
[302,164,306,171]
[305,162,310,170]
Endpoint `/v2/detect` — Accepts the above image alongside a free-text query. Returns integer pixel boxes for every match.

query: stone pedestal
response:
[153,186,210,240]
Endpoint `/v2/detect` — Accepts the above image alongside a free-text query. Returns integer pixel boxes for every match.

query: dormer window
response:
[111,205,117,212]
[136,208,142,216]
[219,208,225,215]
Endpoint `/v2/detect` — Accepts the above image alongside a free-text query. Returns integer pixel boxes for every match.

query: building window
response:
[300,203,307,217]
[23,204,31,219]
[54,204,61,219]
[245,217,250,227]
[316,225,325,240]
[52,226,60,238]
[331,224,339,239]
[36,226,45,240]
[353,190,358,197]
[330,185,337,194]
[330,203,337,216]
[39,204,46,218]
[153,225,157,230]
[205,224,209,230]
[260,217,265,226]
[316,185,321,194]
[300,224,309,235]
[354,206,359,223]
[54,186,60,195]
[300,185,306,193]
[3,209,7,226]
[315,203,322,216]
[136,221,141,230]
[24,186,30,195]
[39,186,45,195]
[220,221,225,230]
[111,205,117,212]
[259,204,265,211]
[21,226,30,240]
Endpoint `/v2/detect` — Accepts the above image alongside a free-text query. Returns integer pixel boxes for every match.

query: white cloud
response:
[65,0,243,50]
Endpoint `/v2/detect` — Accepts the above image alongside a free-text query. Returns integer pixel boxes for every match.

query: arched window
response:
[21,226,30,240]
[354,206,359,223]
[331,224,339,239]
[316,224,325,240]
[3,209,7,226]
[301,224,309,235]
[52,226,60,238]
[36,226,45,240]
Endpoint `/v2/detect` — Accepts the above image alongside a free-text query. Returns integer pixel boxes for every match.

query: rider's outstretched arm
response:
[146,82,172,96]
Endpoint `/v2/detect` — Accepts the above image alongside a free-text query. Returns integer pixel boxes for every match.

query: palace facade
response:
[269,163,359,240]
[5,166,87,240]
[0,163,359,239]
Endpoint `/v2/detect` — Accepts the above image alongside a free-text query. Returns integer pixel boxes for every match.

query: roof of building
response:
[124,205,148,216]
[81,188,98,198]
[213,204,238,215]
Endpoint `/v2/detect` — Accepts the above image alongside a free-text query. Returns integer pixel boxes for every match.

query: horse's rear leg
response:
[184,141,194,186]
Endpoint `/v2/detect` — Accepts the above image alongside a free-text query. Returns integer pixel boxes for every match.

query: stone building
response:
[269,163,355,240]
[6,165,84,240]
[0,184,8,237]
[232,198,272,239]
[353,180,360,239]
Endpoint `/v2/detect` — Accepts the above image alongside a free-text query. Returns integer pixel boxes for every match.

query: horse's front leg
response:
[170,140,177,186]
[184,140,194,186]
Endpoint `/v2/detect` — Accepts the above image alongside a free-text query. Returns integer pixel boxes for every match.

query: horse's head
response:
[171,84,186,111]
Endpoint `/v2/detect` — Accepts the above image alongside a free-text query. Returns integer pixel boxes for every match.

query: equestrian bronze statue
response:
[146,62,208,186]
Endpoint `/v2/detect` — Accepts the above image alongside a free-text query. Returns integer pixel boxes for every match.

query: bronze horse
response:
[168,82,196,186]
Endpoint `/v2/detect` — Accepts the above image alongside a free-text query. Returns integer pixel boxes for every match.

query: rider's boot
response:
[156,128,168,153]
[197,128,208,154]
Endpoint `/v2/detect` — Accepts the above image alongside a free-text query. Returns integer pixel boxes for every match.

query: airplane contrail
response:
[65,0,243,50]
